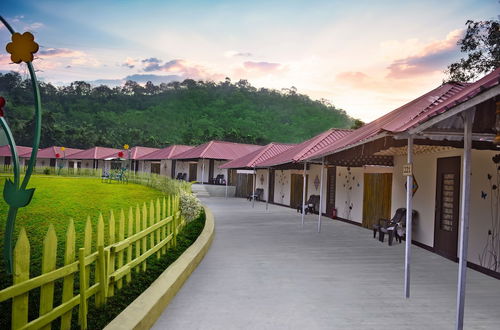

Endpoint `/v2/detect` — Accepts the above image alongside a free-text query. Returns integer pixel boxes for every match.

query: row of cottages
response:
[168,141,262,184]
[137,145,193,176]
[0,145,32,168]
[222,69,500,284]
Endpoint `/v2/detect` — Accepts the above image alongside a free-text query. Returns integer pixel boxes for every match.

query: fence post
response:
[61,219,75,329]
[166,195,171,249]
[156,199,162,258]
[12,228,30,329]
[78,248,88,330]
[142,203,148,271]
[40,224,57,330]
[127,207,134,283]
[135,204,141,273]
[149,200,157,258]
[95,214,105,306]
[162,197,167,253]
[117,209,125,289]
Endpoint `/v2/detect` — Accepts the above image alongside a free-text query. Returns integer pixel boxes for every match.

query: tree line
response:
[0,74,355,149]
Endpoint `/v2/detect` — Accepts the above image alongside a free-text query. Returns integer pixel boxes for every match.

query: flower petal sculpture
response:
[118,151,124,158]
[6,32,39,63]
[1,16,42,274]
[0,96,5,117]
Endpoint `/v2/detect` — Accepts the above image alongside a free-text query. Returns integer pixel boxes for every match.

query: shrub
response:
[179,192,202,222]
[43,167,51,175]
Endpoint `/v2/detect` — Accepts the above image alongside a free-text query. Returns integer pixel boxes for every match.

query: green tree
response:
[445,19,500,82]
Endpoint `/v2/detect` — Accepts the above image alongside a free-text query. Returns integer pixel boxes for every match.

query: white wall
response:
[335,166,364,223]
[274,169,291,205]
[391,148,499,269]
[306,164,329,213]
[255,169,269,201]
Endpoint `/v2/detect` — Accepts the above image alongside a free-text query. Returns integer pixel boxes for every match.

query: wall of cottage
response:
[392,148,500,269]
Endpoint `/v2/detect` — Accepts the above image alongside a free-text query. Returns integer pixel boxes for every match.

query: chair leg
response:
[373,228,377,238]
[388,230,394,246]
[379,230,384,242]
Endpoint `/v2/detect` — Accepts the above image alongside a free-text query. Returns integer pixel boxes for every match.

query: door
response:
[208,159,215,182]
[326,167,336,217]
[151,162,161,174]
[268,169,275,203]
[290,174,308,208]
[235,173,253,198]
[171,160,176,178]
[189,163,197,181]
[362,173,392,229]
[434,156,460,261]
[50,158,56,167]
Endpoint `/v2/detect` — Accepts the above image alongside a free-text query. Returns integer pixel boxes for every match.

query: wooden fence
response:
[0,194,185,330]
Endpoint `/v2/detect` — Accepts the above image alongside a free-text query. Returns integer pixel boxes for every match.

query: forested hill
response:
[0,72,355,149]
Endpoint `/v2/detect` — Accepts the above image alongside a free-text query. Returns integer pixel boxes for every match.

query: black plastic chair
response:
[248,188,264,201]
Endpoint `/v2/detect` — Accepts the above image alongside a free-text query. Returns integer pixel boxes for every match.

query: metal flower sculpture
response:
[1,16,42,273]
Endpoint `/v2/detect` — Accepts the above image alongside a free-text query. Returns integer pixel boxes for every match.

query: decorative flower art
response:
[55,153,61,158]
[0,96,5,117]
[6,32,39,63]
[118,151,124,158]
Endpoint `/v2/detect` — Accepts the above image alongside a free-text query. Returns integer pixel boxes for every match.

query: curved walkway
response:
[153,197,500,330]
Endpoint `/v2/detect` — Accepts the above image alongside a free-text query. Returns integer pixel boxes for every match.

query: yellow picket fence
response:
[0,194,186,330]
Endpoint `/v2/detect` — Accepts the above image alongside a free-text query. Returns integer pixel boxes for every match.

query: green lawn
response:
[0,175,165,287]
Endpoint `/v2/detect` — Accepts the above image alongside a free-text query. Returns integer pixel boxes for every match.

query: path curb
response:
[104,205,215,330]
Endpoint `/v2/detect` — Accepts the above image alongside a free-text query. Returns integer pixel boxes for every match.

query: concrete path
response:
[153,197,500,330]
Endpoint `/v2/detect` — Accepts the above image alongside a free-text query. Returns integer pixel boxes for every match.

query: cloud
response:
[121,57,137,69]
[336,71,370,87]
[25,22,44,30]
[38,48,85,58]
[140,58,223,80]
[225,50,253,58]
[142,57,162,63]
[386,29,463,79]
[243,61,283,72]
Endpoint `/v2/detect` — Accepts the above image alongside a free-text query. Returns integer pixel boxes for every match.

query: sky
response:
[0,0,498,121]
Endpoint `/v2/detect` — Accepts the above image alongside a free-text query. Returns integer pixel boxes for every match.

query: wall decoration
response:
[277,170,288,204]
[260,173,264,185]
[339,168,357,220]
[404,176,419,196]
[314,175,320,190]
[479,154,500,273]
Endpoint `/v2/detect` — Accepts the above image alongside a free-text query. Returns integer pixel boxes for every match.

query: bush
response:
[43,167,51,175]
[179,192,203,222]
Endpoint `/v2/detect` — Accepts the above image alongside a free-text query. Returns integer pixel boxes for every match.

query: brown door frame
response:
[268,169,275,203]
[434,156,461,261]
[326,166,337,217]
[189,163,197,181]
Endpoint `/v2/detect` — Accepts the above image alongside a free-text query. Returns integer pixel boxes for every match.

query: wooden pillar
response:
[252,169,256,208]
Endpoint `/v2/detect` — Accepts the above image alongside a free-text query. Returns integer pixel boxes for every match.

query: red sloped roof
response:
[138,145,193,160]
[0,145,33,157]
[256,129,352,167]
[68,146,122,160]
[19,146,83,159]
[395,68,500,132]
[303,81,471,161]
[220,142,296,169]
[123,146,160,160]
[172,141,262,160]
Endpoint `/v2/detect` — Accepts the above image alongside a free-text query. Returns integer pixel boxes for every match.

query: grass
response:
[0,175,165,288]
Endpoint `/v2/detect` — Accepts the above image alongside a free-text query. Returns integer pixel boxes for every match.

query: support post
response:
[301,162,307,227]
[201,159,205,185]
[456,109,475,330]
[317,158,325,233]
[252,169,256,208]
[225,171,228,199]
[266,168,270,211]
[404,135,413,298]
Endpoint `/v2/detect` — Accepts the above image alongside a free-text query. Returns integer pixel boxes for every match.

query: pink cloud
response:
[141,58,223,81]
[243,61,283,72]
[386,29,463,79]
[38,48,85,58]
[336,71,370,87]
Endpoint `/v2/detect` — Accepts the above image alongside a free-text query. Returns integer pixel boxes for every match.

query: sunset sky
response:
[0,0,498,121]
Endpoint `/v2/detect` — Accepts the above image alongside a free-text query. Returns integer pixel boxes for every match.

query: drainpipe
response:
[456,108,475,330]
[301,162,307,227]
[404,135,414,298]
[317,157,325,233]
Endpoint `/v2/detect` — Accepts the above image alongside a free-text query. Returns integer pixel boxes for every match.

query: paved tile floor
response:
[153,197,500,330]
